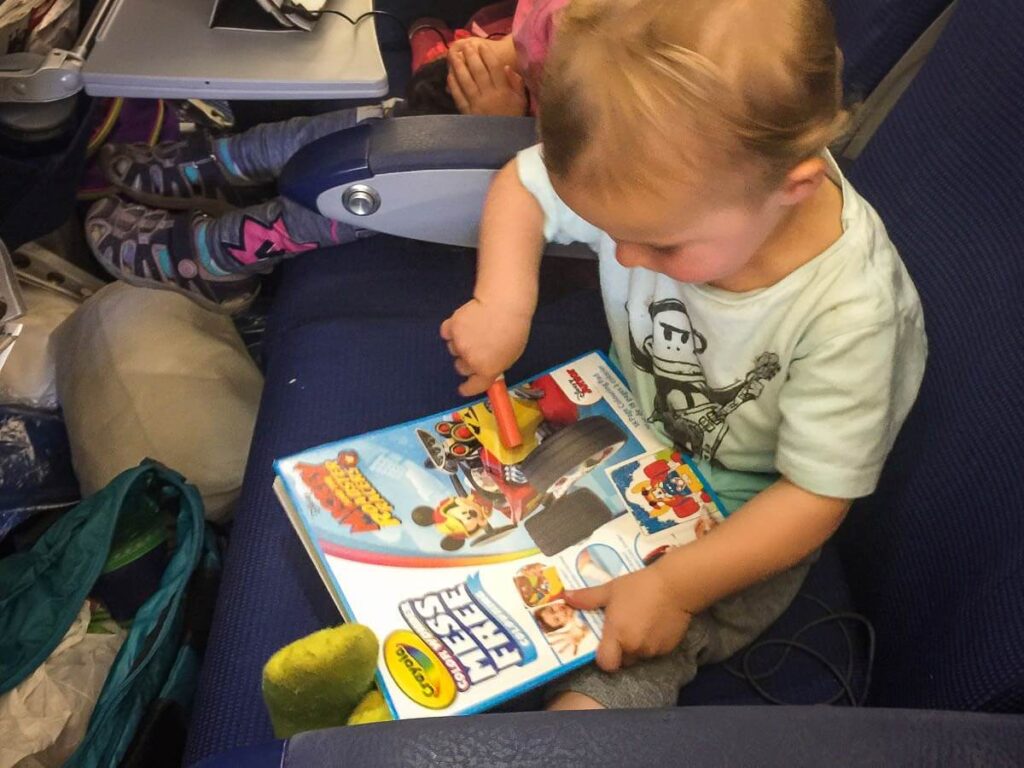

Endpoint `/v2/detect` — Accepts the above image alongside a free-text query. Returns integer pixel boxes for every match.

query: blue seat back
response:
[830,0,953,100]
[842,0,1024,711]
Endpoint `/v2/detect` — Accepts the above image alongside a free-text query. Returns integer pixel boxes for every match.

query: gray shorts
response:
[546,561,811,709]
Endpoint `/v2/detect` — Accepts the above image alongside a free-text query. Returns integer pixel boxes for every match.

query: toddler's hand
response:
[565,568,694,672]
[447,44,527,117]
[441,297,531,396]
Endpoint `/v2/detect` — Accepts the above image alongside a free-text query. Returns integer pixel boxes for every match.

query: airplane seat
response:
[183,0,1022,763]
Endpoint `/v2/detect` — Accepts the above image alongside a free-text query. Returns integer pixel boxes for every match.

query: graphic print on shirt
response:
[629,298,781,463]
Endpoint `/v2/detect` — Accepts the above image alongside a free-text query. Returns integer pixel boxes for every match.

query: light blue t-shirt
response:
[517,144,927,499]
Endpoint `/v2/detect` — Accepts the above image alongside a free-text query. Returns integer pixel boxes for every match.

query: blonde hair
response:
[539,0,848,199]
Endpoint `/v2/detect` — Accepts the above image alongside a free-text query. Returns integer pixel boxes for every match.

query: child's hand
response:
[565,569,695,672]
[448,35,519,74]
[447,36,488,60]
[447,44,528,117]
[441,297,531,396]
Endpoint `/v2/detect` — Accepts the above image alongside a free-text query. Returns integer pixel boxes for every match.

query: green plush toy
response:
[261,624,393,737]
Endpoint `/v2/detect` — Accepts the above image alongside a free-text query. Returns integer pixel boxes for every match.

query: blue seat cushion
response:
[184,244,609,763]
[830,0,953,101]
[678,544,868,707]
[841,0,1024,711]
[185,243,867,763]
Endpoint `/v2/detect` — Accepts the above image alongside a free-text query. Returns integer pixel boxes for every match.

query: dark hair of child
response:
[395,58,459,116]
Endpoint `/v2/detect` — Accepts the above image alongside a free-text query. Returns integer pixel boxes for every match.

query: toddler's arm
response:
[653,479,848,612]
[569,479,849,671]
[441,159,545,395]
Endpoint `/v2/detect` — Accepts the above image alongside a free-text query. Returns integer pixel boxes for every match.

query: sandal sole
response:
[87,227,258,316]
[100,261,260,316]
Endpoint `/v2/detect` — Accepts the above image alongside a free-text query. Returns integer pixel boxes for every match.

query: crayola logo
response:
[384,630,456,709]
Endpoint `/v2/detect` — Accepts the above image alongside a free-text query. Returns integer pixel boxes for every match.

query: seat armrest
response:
[279,115,537,249]
[193,707,1024,767]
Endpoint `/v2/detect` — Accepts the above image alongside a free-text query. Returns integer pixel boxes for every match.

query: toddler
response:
[442,0,927,711]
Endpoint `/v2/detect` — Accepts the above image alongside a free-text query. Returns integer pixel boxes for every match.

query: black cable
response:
[722,593,876,707]
[741,639,859,706]
[293,7,508,52]
[723,595,837,682]
[307,9,414,35]
[724,595,855,694]
[745,612,875,706]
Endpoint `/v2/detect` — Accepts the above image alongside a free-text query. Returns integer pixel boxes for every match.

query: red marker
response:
[487,375,522,449]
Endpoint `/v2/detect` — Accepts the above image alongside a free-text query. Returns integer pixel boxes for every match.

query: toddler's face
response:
[552,170,785,286]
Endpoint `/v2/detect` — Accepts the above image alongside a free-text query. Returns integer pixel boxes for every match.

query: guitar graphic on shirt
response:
[694,352,781,462]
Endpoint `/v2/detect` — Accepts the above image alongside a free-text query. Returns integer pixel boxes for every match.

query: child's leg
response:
[218,105,382,181]
[85,195,359,314]
[198,195,358,270]
[101,106,383,213]
[544,625,704,711]
[543,561,811,710]
[547,691,605,710]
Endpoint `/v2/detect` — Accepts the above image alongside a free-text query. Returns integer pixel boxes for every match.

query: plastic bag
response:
[0,283,80,409]
[0,405,79,544]
[0,601,124,768]
[0,461,214,768]
[53,283,262,522]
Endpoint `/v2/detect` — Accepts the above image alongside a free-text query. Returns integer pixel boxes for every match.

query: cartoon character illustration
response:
[629,298,780,462]
[412,496,493,551]
[639,505,720,566]
[641,485,715,523]
[414,374,628,557]
[514,563,565,608]
[627,451,712,523]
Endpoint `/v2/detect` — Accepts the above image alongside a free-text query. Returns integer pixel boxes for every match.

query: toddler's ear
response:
[777,157,828,207]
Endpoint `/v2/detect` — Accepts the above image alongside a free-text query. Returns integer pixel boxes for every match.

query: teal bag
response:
[0,460,210,767]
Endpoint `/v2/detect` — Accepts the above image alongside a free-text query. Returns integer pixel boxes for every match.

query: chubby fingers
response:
[477,42,506,81]
[440,317,467,365]
[447,71,470,113]
[595,630,624,672]
[462,45,495,89]
[567,584,621,671]
[448,50,480,98]
[447,37,471,56]
[459,372,495,397]
[564,584,610,611]
[440,315,497,396]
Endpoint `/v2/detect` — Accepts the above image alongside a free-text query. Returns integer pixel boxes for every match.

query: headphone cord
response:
[722,593,876,706]
[290,7,507,50]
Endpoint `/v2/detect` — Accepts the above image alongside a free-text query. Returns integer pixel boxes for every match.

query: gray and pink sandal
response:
[99,133,274,215]
[85,196,262,315]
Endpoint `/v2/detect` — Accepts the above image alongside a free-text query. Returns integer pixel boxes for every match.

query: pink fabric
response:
[410,27,473,72]
[467,0,517,36]
[409,2,516,73]
[409,0,564,116]
[226,215,317,265]
[511,0,569,113]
